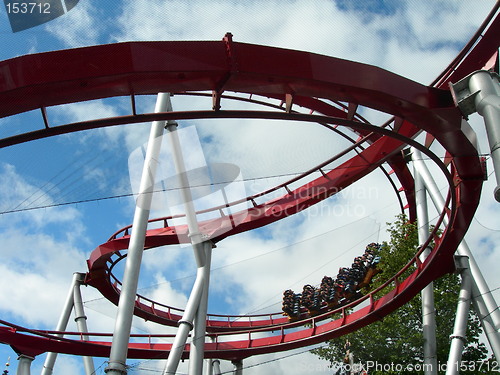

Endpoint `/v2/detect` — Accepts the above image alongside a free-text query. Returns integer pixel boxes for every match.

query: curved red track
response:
[0,4,498,362]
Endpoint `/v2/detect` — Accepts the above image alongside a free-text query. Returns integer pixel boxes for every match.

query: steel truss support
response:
[105,93,169,375]
[451,70,500,202]
[16,355,34,375]
[446,256,473,375]
[412,148,438,375]
[163,109,211,374]
[412,148,500,360]
[41,272,95,375]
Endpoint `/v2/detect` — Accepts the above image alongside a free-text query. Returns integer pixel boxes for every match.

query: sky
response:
[0,0,499,374]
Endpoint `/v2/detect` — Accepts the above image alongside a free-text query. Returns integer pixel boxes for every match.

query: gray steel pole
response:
[73,273,95,375]
[412,149,438,375]
[412,149,500,360]
[189,241,213,375]
[212,359,222,375]
[16,355,33,375]
[207,358,213,375]
[446,256,473,375]
[164,120,206,266]
[163,266,207,374]
[232,360,243,375]
[41,273,80,375]
[105,93,169,375]
[163,118,210,374]
[467,71,500,202]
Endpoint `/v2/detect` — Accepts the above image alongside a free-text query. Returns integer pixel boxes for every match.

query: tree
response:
[312,214,488,374]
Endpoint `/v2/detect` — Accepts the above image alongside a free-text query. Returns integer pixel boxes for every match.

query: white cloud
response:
[0,165,89,327]
[403,0,494,50]
[0,163,83,231]
[139,273,189,312]
[45,0,101,47]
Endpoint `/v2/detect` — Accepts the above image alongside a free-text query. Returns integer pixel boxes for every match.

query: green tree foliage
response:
[312,215,488,374]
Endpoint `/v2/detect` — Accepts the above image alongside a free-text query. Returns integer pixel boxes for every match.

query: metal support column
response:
[232,360,243,375]
[212,359,222,375]
[163,266,206,374]
[41,273,80,375]
[16,355,33,375]
[163,115,210,374]
[73,273,95,375]
[446,256,473,375]
[451,70,500,202]
[189,241,213,375]
[412,148,500,360]
[412,148,438,375]
[207,358,213,375]
[105,93,170,375]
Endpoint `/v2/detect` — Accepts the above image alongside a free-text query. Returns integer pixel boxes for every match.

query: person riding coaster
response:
[301,284,322,315]
[281,243,383,319]
[282,289,303,321]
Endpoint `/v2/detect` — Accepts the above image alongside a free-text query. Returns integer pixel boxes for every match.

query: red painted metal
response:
[0,4,498,363]
[86,115,423,332]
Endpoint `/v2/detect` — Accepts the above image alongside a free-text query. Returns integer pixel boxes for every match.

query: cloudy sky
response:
[0,0,499,374]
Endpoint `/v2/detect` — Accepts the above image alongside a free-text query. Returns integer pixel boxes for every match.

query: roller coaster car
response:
[343,282,358,299]
[357,266,382,289]
[301,284,323,316]
[281,246,382,320]
[346,291,363,302]
[320,276,341,307]
[282,290,302,321]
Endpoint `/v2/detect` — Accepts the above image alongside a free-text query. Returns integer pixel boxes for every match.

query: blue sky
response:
[0,1,499,374]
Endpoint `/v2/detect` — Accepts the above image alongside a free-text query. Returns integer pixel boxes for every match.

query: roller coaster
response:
[0,3,499,374]
[282,243,382,321]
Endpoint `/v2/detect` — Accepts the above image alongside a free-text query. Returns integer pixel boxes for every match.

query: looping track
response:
[0,4,498,362]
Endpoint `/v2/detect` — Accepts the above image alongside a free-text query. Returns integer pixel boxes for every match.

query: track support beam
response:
[16,355,33,375]
[445,256,473,375]
[231,359,243,375]
[412,148,500,360]
[163,111,211,374]
[212,359,222,375]
[41,273,79,375]
[189,241,214,375]
[451,70,500,202]
[105,93,170,375]
[73,273,96,375]
[412,148,438,375]
[42,272,94,375]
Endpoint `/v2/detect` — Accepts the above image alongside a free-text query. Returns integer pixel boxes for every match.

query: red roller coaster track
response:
[0,3,498,363]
